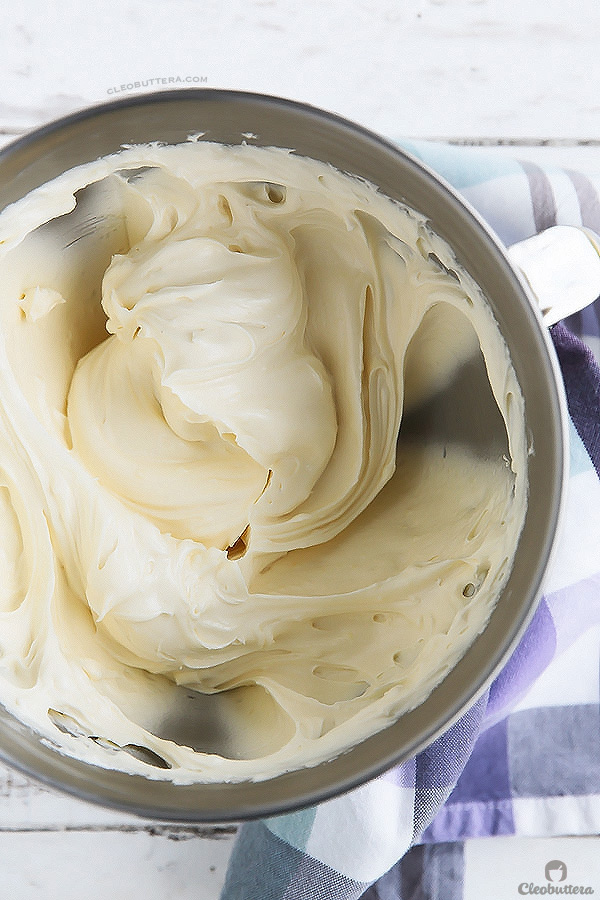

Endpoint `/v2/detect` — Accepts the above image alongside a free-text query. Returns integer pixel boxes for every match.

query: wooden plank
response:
[0,761,237,836]
[0,0,598,140]
[0,829,233,900]
[464,836,600,899]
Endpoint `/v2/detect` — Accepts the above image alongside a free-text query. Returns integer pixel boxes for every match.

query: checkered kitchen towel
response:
[221,142,600,900]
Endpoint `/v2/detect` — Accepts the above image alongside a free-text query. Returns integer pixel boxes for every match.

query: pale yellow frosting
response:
[0,142,527,782]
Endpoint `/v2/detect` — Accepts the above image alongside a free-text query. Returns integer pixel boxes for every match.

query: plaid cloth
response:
[221,142,600,900]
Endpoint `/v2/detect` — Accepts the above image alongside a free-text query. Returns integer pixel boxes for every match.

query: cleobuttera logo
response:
[518,859,595,895]
[546,861,568,883]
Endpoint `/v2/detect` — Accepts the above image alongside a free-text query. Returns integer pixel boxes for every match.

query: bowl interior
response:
[0,90,566,821]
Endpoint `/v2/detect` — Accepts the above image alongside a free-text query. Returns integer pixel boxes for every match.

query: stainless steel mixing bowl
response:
[0,90,567,821]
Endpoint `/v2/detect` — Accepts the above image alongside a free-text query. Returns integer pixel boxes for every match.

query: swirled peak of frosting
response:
[0,142,527,782]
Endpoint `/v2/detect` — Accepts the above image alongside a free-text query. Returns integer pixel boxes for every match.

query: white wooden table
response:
[0,1,599,896]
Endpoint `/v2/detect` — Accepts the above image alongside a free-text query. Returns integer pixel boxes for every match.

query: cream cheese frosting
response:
[0,141,528,782]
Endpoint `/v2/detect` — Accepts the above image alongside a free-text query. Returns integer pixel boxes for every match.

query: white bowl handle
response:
[507,225,600,327]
